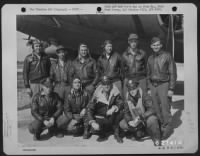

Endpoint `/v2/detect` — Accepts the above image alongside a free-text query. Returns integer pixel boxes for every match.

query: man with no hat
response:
[28,77,64,140]
[23,39,51,98]
[71,43,99,97]
[147,37,177,140]
[122,33,147,99]
[119,78,161,146]
[50,45,73,103]
[83,76,124,143]
[97,40,123,95]
[56,77,90,137]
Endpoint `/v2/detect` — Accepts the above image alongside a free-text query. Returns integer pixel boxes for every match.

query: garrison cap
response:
[151,37,162,45]
[32,39,41,45]
[128,33,139,41]
[56,45,67,53]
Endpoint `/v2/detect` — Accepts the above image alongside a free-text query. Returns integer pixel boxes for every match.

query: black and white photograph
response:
[2,4,198,154]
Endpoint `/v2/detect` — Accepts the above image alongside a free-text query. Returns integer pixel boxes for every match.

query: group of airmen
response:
[23,33,177,146]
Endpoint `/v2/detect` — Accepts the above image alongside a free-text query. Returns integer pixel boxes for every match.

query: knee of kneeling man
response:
[146,115,158,126]
[119,120,129,131]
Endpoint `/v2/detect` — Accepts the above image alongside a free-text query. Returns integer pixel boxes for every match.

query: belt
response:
[95,115,105,119]
[150,79,167,87]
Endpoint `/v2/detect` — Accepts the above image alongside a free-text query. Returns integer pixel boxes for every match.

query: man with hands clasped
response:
[83,76,124,143]
[28,77,64,141]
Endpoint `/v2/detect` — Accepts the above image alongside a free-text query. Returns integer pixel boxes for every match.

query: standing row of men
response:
[23,33,177,146]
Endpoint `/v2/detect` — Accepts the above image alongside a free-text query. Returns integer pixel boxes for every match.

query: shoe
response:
[161,125,172,140]
[97,135,108,142]
[56,132,64,138]
[83,129,91,139]
[33,133,40,141]
[153,139,161,146]
[114,134,123,143]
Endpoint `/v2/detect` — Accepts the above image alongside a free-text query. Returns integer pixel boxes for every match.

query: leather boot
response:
[83,125,91,139]
[114,127,123,143]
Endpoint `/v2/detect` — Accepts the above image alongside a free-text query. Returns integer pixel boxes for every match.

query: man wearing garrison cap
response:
[147,37,177,140]
[122,33,147,99]
[50,45,73,103]
[23,39,51,98]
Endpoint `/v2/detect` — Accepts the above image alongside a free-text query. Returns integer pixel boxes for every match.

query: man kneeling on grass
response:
[28,77,64,141]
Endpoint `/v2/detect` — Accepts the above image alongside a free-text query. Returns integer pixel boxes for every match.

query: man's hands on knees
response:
[43,117,55,128]
[106,105,118,116]
[80,108,86,117]
[89,120,100,131]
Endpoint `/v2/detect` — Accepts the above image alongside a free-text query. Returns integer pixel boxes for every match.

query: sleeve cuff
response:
[89,120,96,125]
[112,105,119,112]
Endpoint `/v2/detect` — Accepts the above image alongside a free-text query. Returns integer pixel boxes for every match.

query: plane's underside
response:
[17,15,183,62]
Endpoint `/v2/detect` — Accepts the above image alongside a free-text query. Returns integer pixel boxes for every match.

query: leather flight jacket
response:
[122,47,146,79]
[71,57,99,87]
[23,52,51,88]
[147,50,177,90]
[97,52,123,82]
[31,92,63,121]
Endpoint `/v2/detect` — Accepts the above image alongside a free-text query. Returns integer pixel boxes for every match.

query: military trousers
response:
[149,82,172,128]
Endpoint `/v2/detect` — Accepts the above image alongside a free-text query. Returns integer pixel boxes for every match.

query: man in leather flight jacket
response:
[122,34,147,98]
[56,77,90,137]
[23,39,51,98]
[83,76,124,143]
[147,37,177,140]
[28,78,64,140]
[71,43,99,97]
[97,40,123,95]
[50,45,73,102]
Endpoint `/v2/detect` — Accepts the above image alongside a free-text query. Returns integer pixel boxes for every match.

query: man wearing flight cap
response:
[147,37,177,140]
[83,76,124,143]
[23,39,51,98]
[50,45,73,102]
[71,43,99,98]
[28,77,64,140]
[119,78,161,146]
[122,33,147,99]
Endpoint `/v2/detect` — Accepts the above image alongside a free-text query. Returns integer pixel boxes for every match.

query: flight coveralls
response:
[147,50,177,132]
[119,88,161,141]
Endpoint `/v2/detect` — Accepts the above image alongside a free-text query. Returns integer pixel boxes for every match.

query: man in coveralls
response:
[119,78,161,146]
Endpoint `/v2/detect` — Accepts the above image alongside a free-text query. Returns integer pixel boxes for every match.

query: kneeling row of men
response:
[29,76,161,146]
